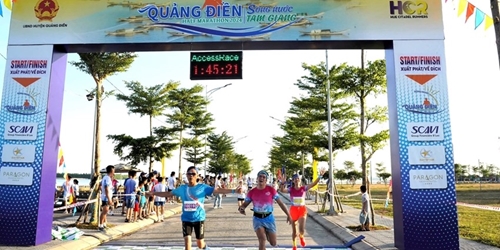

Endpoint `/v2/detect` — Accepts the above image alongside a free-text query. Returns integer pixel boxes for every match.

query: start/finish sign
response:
[190,51,243,80]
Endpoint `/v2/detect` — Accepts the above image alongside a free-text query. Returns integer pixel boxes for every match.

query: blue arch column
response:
[0,45,67,246]
[385,40,459,250]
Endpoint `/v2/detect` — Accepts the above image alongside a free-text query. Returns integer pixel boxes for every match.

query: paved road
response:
[97,195,347,249]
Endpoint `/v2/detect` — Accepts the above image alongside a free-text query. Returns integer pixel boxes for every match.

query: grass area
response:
[346,225,390,231]
[76,222,115,230]
[315,183,500,247]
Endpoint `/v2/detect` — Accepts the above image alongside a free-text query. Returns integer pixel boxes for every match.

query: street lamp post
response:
[325,50,337,216]
[86,93,97,177]
[204,83,233,176]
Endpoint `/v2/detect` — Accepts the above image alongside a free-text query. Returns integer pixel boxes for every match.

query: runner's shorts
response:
[182,221,205,239]
[290,205,307,221]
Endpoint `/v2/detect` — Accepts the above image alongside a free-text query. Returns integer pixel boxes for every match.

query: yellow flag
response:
[3,0,11,10]
[485,15,493,30]
[161,157,166,177]
[457,0,466,17]
[311,147,318,190]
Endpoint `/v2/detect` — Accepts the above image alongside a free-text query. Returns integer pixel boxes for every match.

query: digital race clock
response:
[190,51,243,80]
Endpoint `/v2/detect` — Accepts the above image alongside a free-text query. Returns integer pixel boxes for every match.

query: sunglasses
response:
[258,175,267,178]
[186,172,197,176]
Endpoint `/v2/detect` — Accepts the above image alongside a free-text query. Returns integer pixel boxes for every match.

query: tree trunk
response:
[149,115,153,172]
[178,127,184,182]
[94,82,103,178]
[360,49,367,186]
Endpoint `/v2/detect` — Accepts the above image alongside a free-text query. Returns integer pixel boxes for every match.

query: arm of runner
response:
[213,187,237,194]
[276,198,292,224]
[279,182,289,193]
[306,169,325,190]
[344,191,362,199]
[238,200,251,215]
[148,191,173,198]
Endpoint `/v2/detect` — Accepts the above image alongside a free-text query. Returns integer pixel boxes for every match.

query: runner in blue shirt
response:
[152,166,236,250]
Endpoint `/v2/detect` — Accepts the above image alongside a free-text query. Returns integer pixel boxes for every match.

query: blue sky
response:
[0,0,499,178]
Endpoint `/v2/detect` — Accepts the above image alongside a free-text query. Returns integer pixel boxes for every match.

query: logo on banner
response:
[0,167,34,186]
[407,122,444,141]
[1,144,36,163]
[35,0,60,22]
[402,87,443,114]
[408,145,445,165]
[5,78,43,115]
[409,169,447,189]
[4,122,38,141]
[402,74,444,115]
[389,1,428,19]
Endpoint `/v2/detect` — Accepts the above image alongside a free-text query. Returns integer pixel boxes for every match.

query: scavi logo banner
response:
[406,122,443,141]
[3,122,38,140]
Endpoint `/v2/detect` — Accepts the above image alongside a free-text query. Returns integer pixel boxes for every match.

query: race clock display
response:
[190,51,243,80]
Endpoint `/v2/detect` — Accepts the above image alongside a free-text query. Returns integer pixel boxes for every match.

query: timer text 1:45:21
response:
[193,63,239,75]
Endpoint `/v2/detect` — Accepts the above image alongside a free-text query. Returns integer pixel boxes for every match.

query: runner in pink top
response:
[238,170,292,250]
[280,171,323,250]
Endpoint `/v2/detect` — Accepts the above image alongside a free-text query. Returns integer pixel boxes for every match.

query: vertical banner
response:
[387,40,458,250]
[0,45,66,246]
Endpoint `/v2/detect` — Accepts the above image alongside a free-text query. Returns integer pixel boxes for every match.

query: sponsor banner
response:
[408,145,445,165]
[4,122,38,140]
[1,144,36,163]
[391,40,458,249]
[409,169,447,189]
[0,45,54,246]
[9,0,444,45]
[406,122,443,141]
[0,167,34,186]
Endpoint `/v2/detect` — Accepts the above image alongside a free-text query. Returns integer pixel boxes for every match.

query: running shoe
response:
[299,235,306,247]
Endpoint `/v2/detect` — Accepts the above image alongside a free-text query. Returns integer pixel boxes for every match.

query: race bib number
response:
[293,197,305,206]
[183,201,198,212]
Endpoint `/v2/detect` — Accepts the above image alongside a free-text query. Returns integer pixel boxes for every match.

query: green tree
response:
[335,54,389,186]
[207,131,234,175]
[343,161,355,172]
[454,163,468,181]
[115,80,179,172]
[70,52,136,177]
[107,126,178,167]
[184,108,214,168]
[165,85,208,180]
[378,173,391,185]
[334,169,349,185]
[231,153,252,178]
[290,62,358,166]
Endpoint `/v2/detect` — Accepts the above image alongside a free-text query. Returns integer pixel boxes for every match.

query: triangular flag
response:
[3,0,11,10]
[485,15,493,30]
[465,2,475,23]
[405,74,438,85]
[457,0,467,16]
[474,8,485,29]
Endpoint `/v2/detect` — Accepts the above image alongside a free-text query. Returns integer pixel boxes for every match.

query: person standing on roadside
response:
[359,185,371,231]
[99,165,115,231]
